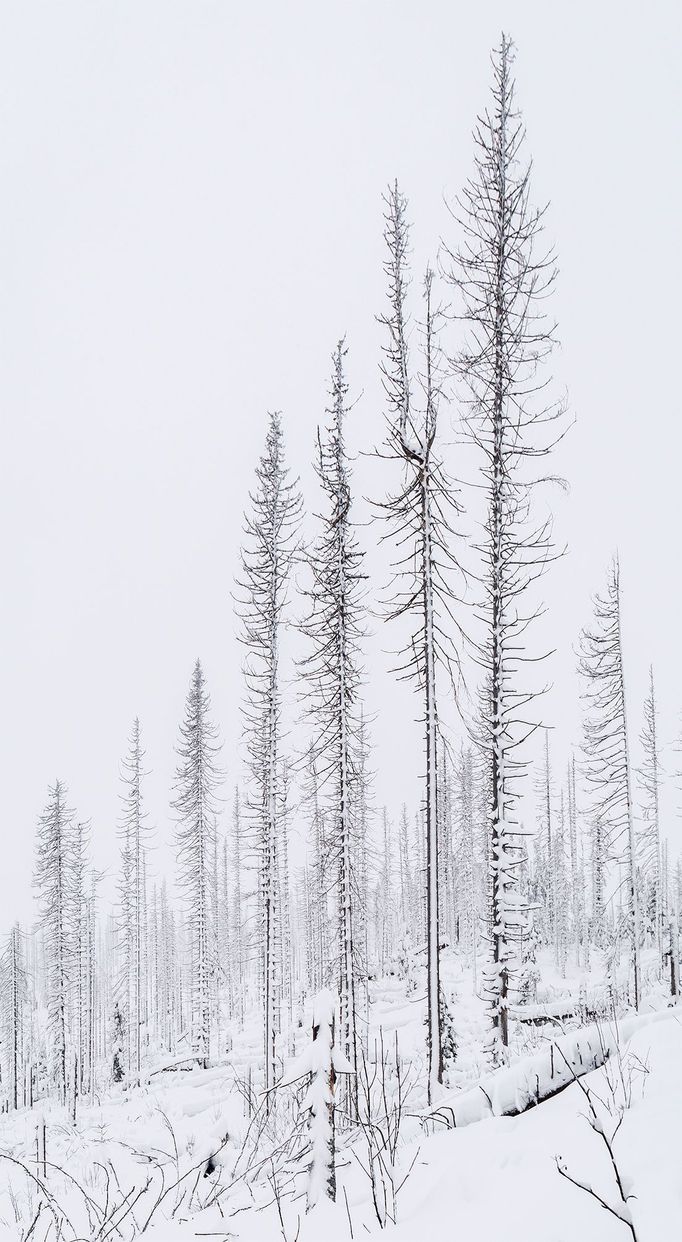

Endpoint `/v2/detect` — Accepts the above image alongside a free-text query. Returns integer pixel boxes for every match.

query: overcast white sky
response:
[1,1,680,925]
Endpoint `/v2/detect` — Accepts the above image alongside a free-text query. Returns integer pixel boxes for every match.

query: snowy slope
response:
[1,957,680,1242]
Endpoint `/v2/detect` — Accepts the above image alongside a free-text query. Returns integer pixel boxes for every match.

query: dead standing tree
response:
[117,718,151,1088]
[1,923,26,1111]
[377,181,465,1104]
[280,989,353,1213]
[236,411,302,1102]
[578,557,640,1010]
[638,665,662,960]
[442,34,566,1059]
[172,660,222,1068]
[34,780,76,1105]
[300,341,366,1117]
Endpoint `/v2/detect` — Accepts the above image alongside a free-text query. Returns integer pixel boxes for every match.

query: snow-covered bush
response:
[355,1029,418,1228]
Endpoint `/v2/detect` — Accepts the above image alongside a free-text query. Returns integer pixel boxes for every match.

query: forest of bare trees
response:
[1,31,679,1240]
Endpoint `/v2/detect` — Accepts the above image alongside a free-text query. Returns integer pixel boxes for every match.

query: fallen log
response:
[146,1054,204,1078]
[425,1006,676,1132]
[508,1002,578,1027]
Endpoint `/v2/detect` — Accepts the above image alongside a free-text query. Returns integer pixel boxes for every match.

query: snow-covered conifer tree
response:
[302,746,329,995]
[554,791,568,976]
[34,780,76,1103]
[231,786,245,1024]
[158,880,177,1051]
[454,746,478,985]
[172,660,222,1067]
[1,924,26,1110]
[279,760,294,1037]
[211,818,221,1055]
[567,755,582,965]
[442,36,565,1057]
[237,410,301,1097]
[638,666,662,958]
[117,718,150,1085]
[398,804,413,935]
[377,183,464,1099]
[72,817,91,1098]
[301,341,366,1107]
[84,871,98,1101]
[578,557,640,1009]
[590,811,607,947]
[219,832,232,1028]
[353,710,372,1026]
[437,740,454,949]
[535,735,556,950]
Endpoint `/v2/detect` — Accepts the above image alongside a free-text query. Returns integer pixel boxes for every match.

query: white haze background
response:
[1,0,680,923]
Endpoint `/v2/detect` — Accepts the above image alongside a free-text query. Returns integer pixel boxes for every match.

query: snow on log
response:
[507,1000,579,1025]
[426,1007,677,1131]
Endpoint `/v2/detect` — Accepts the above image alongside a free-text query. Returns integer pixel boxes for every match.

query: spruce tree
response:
[236,410,301,1097]
[118,719,151,1085]
[578,558,640,1009]
[378,182,465,1099]
[301,340,366,1110]
[172,660,222,1067]
[442,36,565,1057]
[34,780,76,1103]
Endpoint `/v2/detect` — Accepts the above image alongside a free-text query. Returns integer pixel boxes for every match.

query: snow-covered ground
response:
[1,954,680,1241]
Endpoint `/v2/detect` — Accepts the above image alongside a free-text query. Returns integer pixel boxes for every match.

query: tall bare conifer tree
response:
[443,35,565,1057]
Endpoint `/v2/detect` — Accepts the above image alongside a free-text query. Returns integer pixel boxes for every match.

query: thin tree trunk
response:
[423,467,442,1101]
